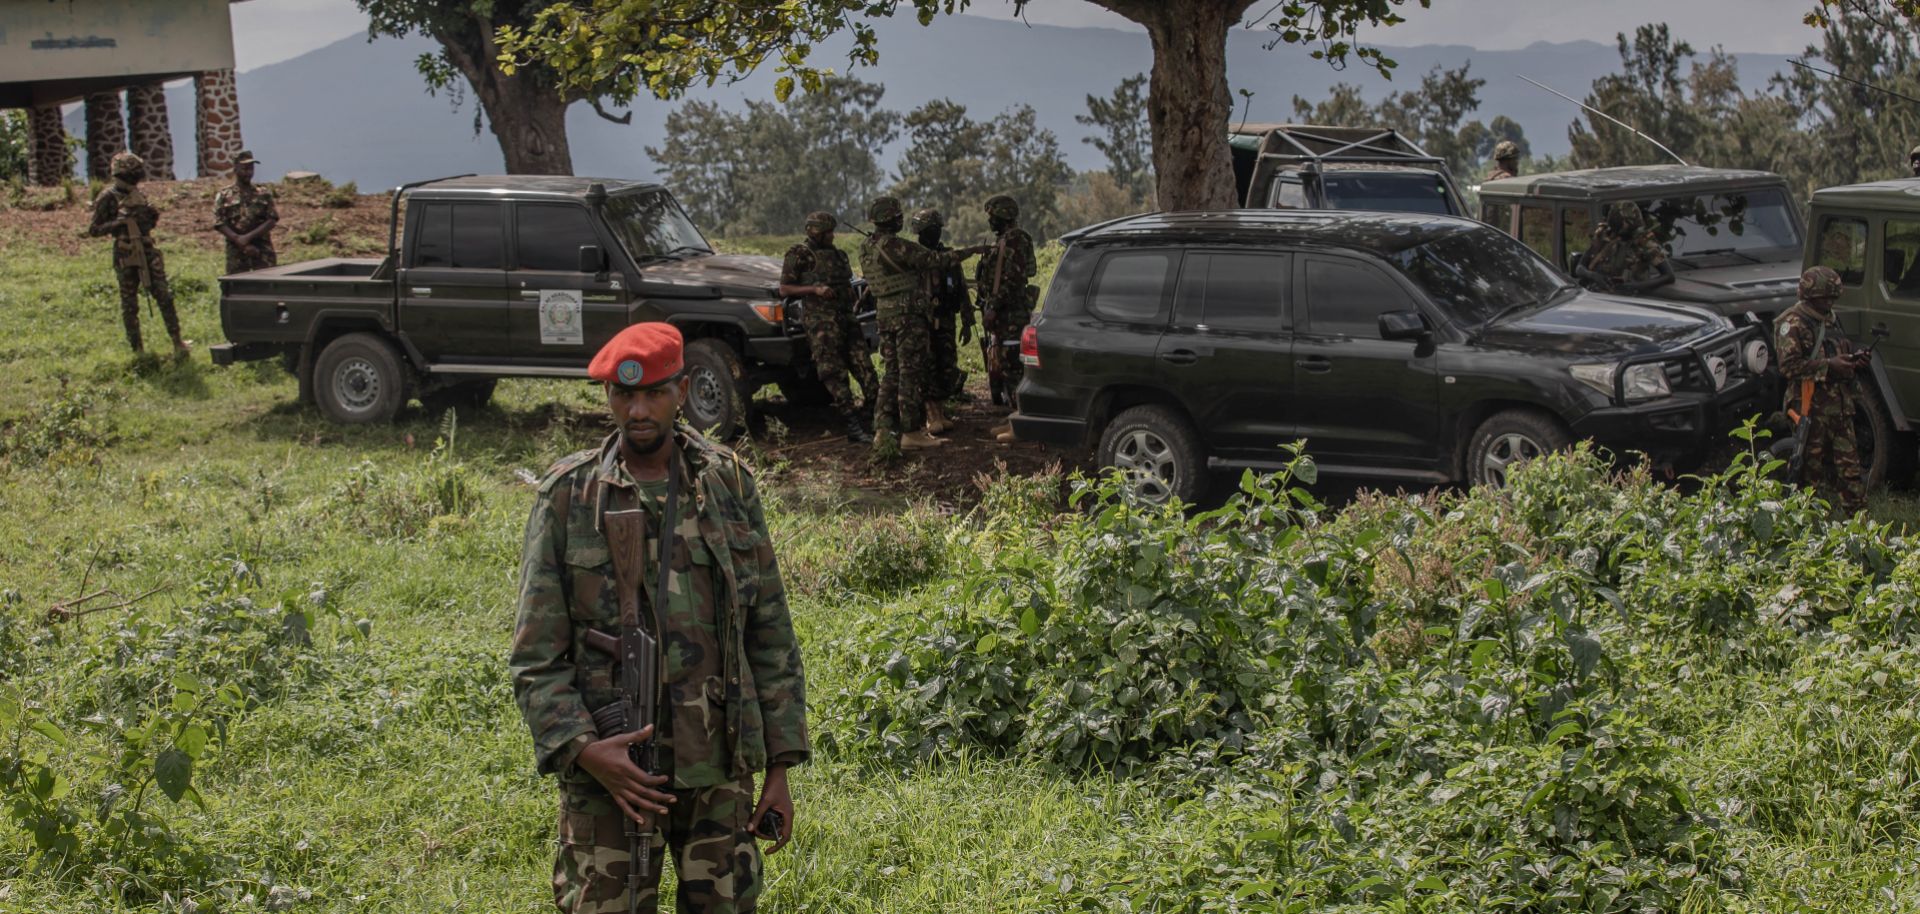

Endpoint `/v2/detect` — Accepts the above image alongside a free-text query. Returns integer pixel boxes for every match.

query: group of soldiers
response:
[778,194,1036,452]
[86,149,279,355]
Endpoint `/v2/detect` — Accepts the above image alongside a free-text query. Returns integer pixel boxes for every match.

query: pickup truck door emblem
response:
[539,289,585,345]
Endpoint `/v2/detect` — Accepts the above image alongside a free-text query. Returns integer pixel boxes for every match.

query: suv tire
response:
[1098,405,1207,505]
[683,337,747,439]
[314,333,410,424]
[1466,409,1570,487]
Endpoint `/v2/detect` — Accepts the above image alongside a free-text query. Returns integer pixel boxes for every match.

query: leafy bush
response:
[321,425,480,540]
[322,181,358,209]
[824,505,953,597]
[0,382,116,470]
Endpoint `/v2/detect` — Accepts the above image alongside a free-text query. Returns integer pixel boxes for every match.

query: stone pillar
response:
[84,91,129,181]
[194,68,243,178]
[127,84,176,181]
[26,105,69,186]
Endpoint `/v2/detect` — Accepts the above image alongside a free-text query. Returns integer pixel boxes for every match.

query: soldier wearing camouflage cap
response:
[1575,201,1674,296]
[213,150,280,275]
[87,151,186,355]
[1775,265,1869,515]
[1489,140,1521,182]
[513,322,808,913]
[778,211,878,443]
[974,194,1039,441]
[911,207,974,422]
[858,196,988,451]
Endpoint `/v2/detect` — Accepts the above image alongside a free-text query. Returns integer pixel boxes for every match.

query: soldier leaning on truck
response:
[213,150,280,275]
[88,152,187,355]
[511,322,807,913]
[975,195,1038,443]
[1576,201,1675,296]
[777,211,879,444]
[1775,265,1869,516]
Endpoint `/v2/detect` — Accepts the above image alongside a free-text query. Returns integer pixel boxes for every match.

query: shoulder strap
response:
[653,452,680,633]
[992,233,1010,298]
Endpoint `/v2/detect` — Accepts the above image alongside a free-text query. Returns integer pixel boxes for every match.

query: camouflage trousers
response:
[874,300,933,435]
[1799,399,1867,515]
[114,247,180,352]
[225,240,277,276]
[552,778,763,914]
[981,295,1030,405]
[928,308,966,400]
[800,301,876,418]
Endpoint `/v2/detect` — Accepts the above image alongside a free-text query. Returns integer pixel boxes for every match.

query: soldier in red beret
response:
[512,322,809,913]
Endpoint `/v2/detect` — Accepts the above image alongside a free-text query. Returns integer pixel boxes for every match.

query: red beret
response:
[588,322,684,387]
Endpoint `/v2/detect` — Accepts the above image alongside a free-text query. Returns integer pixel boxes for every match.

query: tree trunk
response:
[432,19,574,175]
[1099,0,1253,212]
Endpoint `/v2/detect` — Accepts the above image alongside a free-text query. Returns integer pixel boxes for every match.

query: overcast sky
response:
[232,0,1828,72]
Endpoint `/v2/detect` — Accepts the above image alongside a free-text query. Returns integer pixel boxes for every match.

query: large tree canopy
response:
[499,0,1433,212]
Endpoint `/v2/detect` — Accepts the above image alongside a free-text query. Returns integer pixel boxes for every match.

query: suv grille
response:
[1662,335,1754,392]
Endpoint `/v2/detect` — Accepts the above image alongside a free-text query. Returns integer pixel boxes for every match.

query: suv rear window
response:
[1088,250,1177,323]
[1175,252,1288,331]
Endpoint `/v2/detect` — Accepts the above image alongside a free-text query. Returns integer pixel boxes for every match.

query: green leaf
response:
[774,75,795,102]
[155,749,193,803]
[172,672,205,696]
[1019,607,1040,637]
[176,723,209,760]
[1413,876,1448,892]
[29,718,68,747]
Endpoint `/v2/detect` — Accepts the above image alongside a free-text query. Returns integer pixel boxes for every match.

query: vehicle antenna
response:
[838,219,872,238]
[1789,58,1920,106]
[1518,74,1691,167]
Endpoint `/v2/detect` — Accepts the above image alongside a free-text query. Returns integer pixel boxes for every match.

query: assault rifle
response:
[112,187,154,294]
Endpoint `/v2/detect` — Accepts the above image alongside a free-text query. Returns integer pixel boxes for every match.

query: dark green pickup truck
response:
[212,175,819,436]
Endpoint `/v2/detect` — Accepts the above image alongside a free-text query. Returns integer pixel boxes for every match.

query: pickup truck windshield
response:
[1322,173,1455,216]
[1647,188,1799,260]
[1388,225,1569,325]
[605,190,713,260]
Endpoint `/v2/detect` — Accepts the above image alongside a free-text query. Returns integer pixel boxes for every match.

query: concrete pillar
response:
[127,84,176,181]
[194,68,242,178]
[85,91,128,181]
[26,105,68,186]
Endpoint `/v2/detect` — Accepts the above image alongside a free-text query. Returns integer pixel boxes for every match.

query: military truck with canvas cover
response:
[211,175,832,437]
[1229,124,1469,217]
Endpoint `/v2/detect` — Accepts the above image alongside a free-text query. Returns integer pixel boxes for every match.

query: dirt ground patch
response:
[1,177,391,258]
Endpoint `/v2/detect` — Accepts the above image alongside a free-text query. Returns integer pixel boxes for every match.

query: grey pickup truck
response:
[212,175,819,436]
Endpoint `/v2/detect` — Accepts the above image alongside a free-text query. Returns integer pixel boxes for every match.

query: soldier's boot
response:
[124,324,143,353]
[925,400,954,435]
[842,408,874,444]
[900,429,947,450]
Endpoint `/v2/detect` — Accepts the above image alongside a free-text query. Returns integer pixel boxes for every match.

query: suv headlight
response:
[1569,362,1672,402]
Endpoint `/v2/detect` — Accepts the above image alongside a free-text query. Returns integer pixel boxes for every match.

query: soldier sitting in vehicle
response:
[1575,201,1675,295]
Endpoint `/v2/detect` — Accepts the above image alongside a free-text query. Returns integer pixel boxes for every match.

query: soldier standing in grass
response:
[1775,265,1869,516]
[911,208,975,405]
[1488,140,1521,182]
[512,322,808,913]
[857,196,985,451]
[213,150,280,274]
[974,194,1038,442]
[777,211,877,444]
[87,151,187,355]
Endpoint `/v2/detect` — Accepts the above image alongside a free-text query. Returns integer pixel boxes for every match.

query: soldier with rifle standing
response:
[87,151,188,355]
[911,208,975,406]
[1775,265,1870,516]
[512,322,808,913]
[778,211,878,444]
[858,196,987,451]
[974,194,1038,442]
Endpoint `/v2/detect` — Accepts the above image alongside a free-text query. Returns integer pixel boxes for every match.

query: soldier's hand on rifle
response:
[1827,356,1859,379]
[576,724,676,826]
[749,765,796,856]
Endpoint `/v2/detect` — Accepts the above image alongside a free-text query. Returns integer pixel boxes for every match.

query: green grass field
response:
[2,222,1919,914]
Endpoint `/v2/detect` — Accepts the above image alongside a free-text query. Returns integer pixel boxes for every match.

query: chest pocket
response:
[562,530,616,627]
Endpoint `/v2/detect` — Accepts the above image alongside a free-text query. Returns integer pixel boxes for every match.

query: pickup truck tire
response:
[1855,385,1896,491]
[1097,405,1207,505]
[313,333,410,424]
[683,338,746,439]
[1466,409,1571,488]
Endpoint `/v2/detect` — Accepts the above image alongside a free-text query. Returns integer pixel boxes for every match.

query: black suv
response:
[1011,210,1773,502]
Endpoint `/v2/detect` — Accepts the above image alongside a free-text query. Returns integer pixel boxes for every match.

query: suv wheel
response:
[683,338,746,438]
[1466,409,1570,487]
[313,333,410,424]
[1097,405,1207,505]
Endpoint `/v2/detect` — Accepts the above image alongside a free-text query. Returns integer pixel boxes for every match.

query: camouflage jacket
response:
[921,241,972,317]
[511,427,808,789]
[213,183,279,239]
[975,226,1037,307]
[1584,228,1667,286]
[859,230,964,311]
[87,184,161,258]
[1775,300,1860,411]
[781,240,854,312]
[1487,165,1517,182]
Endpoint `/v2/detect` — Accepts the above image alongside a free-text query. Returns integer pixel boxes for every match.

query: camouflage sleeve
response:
[1013,229,1038,281]
[262,188,279,222]
[1775,314,1829,383]
[212,189,233,231]
[509,483,599,776]
[737,468,810,768]
[780,244,810,287]
[87,191,117,237]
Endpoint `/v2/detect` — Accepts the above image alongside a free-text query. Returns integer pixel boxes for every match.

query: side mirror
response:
[577,244,607,280]
[1379,310,1430,342]
[1566,251,1585,274]
[1873,320,1891,341]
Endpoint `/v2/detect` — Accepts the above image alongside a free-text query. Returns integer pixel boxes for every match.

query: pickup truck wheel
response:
[1097,405,1207,505]
[1466,409,1571,488]
[1854,384,1896,491]
[683,338,746,439]
[314,333,409,424]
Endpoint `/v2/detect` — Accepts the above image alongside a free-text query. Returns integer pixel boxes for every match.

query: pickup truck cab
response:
[213,175,811,436]
[1011,210,1772,503]
[1478,165,1803,324]
[1230,124,1469,217]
